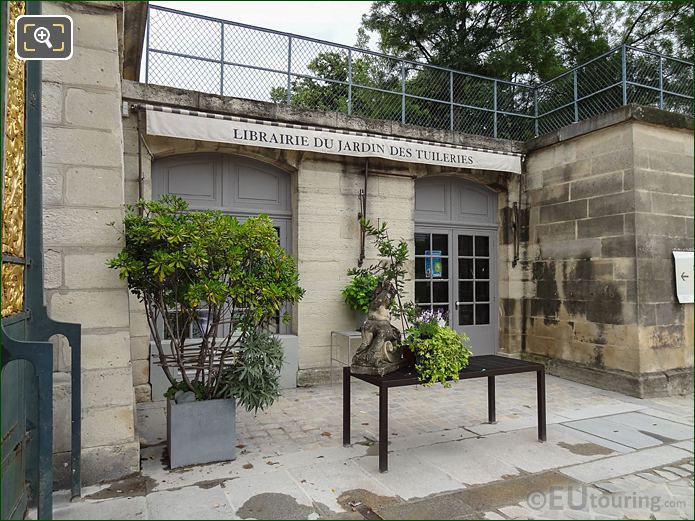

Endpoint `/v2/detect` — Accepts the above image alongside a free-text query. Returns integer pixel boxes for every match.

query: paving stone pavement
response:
[48,374,693,520]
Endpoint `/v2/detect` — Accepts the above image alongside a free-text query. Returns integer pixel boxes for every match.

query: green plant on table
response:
[405,309,473,387]
[360,218,410,331]
[342,268,379,314]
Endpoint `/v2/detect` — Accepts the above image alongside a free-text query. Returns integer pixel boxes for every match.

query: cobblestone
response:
[50,374,693,519]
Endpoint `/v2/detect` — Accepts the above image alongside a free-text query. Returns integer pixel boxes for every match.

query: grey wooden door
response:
[451,229,497,355]
[415,177,498,355]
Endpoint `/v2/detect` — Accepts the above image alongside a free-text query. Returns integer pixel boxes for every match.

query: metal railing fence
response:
[145,5,693,141]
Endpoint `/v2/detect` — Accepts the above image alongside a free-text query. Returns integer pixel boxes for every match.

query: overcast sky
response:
[150,1,374,47]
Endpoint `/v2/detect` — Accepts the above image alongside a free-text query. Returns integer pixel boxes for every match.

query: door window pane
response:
[434,305,449,322]
[439,257,449,279]
[475,304,490,325]
[475,281,490,302]
[432,234,448,254]
[475,235,489,257]
[415,257,426,279]
[432,281,449,303]
[458,235,473,256]
[458,258,473,279]
[415,281,430,303]
[415,233,429,255]
[458,281,473,302]
[458,304,474,325]
[475,259,489,279]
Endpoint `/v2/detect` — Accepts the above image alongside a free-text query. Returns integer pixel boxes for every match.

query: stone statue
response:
[351,280,407,376]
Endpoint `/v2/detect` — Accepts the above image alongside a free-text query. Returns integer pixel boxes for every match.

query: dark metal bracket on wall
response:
[131,103,154,211]
[357,159,368,266]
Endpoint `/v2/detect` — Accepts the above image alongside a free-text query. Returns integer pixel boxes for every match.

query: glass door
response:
[414,228,496,355]
[414,230,452,319]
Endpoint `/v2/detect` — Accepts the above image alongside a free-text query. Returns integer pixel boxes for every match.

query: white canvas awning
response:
[145,105,523,174]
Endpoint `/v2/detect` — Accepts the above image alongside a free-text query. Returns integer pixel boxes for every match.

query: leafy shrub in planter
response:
[108,195,304,407]
[220,329,284,413]
[405,309,473,387]
[342,268,379,313]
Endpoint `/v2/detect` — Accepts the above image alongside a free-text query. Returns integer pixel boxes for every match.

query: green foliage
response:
[342,268,379,313]
[270,2,691,134]
[220,329,284,414]
[363,2,693,82]
[164,380,206,401]
[359,219,410,330]
[406,317,473,388]
[108,195,304,403]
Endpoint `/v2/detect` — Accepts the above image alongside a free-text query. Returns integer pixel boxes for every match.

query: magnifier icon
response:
[34,26,53,49]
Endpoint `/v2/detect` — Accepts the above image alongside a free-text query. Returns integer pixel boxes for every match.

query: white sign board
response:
[673,250,694,303]
[146,106,522,174]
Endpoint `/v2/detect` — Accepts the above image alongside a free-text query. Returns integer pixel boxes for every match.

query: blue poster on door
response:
[425,250,442,278]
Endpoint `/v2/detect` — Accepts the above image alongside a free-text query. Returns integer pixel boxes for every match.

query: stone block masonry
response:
[518,108,693,398]
[41,2,139,486]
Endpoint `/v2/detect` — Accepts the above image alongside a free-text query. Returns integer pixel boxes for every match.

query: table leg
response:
[379,384,388,472]
[330,333,335,387]
[487,375,496,423]
[537,369,547,442]
[343,366,350,446]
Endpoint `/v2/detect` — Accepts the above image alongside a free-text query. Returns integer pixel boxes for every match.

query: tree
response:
[363,1,693,83]
[108,196,305,404]
[269,2,691,136]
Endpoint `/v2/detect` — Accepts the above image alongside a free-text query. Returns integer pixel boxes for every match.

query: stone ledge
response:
[520,353,694,398]
[524,105,694,153]
[122,80,523,154]
[297,367,343,387]
[53,440,140,490]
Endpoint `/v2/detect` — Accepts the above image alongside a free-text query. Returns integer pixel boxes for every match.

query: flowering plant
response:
[406,308,448,340]
[404,308,472,387]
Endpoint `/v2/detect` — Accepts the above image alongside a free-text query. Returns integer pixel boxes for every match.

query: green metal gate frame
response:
[1,2,81,519]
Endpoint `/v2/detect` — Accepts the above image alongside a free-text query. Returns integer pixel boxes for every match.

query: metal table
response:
[342,355,547,472]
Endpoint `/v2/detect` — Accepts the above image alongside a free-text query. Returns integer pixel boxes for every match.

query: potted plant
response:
[342,268,379,329]
[109,195,304,468]
[404,309,473,387]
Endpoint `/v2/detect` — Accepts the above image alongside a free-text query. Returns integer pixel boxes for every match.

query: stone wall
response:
[296,156,414,382]
[632,122,694,393]
[41,2,139,485]
[519,108,693,397]
[121,110,152,403]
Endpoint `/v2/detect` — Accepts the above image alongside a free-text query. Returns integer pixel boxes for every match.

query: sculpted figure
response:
[351,280,407,376]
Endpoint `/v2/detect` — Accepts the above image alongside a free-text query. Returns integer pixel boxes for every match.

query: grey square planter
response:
[167,398,236,469]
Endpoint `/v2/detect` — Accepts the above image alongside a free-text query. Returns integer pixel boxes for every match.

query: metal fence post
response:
[348,48,353,115]
[144,3,151,84]
[493,79,498,138]
[449,71,454,131]
[621,44,627,105]
[533,87,539,136]
[219,22,225,96]
[287,37,293,104]
[659,56,664,109]
[401,61,406,124]
[573,69,579,122]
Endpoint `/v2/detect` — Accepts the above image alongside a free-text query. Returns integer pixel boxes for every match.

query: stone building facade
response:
[34,2,692,486]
